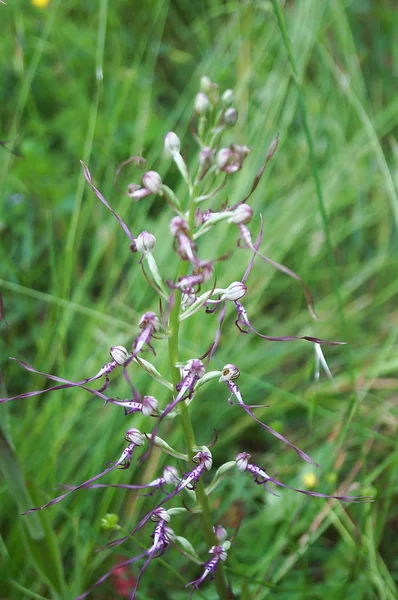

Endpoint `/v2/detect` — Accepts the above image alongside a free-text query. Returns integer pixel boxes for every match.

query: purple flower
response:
[124,312,161,366]
[60,466,180,497]
[22,429,145,514]
[76,509,174,600]
[186,542,230,599]
[219,364,318,466]
[0,346,131,403]
[107,394,159,417]
[170,216,198,263]
[104,449,212,551]
[171,260,214,295]
[228,204,318,320]
[235,452,371,503]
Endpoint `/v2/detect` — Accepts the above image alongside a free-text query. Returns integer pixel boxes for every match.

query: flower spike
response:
[220,365,319,466]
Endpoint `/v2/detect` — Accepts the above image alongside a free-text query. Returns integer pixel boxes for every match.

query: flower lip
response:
[170,216,189,236]
[219,364,240,382]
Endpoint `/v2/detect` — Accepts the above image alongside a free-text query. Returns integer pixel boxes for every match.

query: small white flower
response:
[220,281,247,301]
[125,428,145,445]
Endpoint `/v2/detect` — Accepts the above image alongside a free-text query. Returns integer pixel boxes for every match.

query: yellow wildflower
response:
[31,0,50,7]
[302,472,317,489]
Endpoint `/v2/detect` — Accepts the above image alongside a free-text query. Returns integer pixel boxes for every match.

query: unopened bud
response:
[164,132,181,157]
[142,170,163,194]
[109,345,130,365]
[216,148,232,170]
[221,281,247,301]
[200,75,212,94]
[125,428,145,445]
[228,204,253,224]
[221,89,235,107]
[199,146,214,167]
[195,92,211,115]
[142,395,158,416]
[135,231,156,254]
[223,107,238,127]
[219,363,240,382]
[213,525,228,542]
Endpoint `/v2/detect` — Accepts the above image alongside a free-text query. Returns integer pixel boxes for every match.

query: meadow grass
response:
[0,0,397,598]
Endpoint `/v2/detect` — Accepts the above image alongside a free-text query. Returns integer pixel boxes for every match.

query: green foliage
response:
[1,0,397,598]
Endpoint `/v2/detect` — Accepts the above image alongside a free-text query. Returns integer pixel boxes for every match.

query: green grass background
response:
[1,0,397,598]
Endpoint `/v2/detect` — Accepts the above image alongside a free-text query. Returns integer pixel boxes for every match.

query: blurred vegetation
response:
[0,0,397,599]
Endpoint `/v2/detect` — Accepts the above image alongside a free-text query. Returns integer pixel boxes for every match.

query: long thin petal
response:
[23,463,121,514]
[239,403,319,467]
[81,161,135,242]
[268,476,372,503]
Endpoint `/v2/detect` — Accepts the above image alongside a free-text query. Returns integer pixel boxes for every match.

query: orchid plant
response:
[1,77,371,599]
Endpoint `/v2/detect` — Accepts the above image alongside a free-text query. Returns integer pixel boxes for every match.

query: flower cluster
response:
[1,76,370,599]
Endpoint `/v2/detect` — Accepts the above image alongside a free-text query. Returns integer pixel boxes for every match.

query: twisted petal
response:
[81,161,135,243]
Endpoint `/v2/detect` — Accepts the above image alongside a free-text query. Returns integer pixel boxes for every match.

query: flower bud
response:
[213,525,228,543]
[219,364,240,382]
[164,526,175,543]
[164,132,181,157]
[195,92,211,115]
[221,89,235,106]
[109,345,130,366]
[163,466,179,485]
[228,204,253,224]
[222,107,238,127]
[236,452,250,471]
[216,148,232,170]
[125,428,145,445]
[200,75,212,94]
[221,281,247,301]
[199,146,214,170]
[142,170,163,194]
[135,231,156,254]
[142,395,158,416]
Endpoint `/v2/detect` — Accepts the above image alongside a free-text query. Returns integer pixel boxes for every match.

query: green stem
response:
[167,204,228,599]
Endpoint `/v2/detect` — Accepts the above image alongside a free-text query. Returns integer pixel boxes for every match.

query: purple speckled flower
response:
[186,542,230,598]
[23,429,145,514]
[219,364,318,466]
